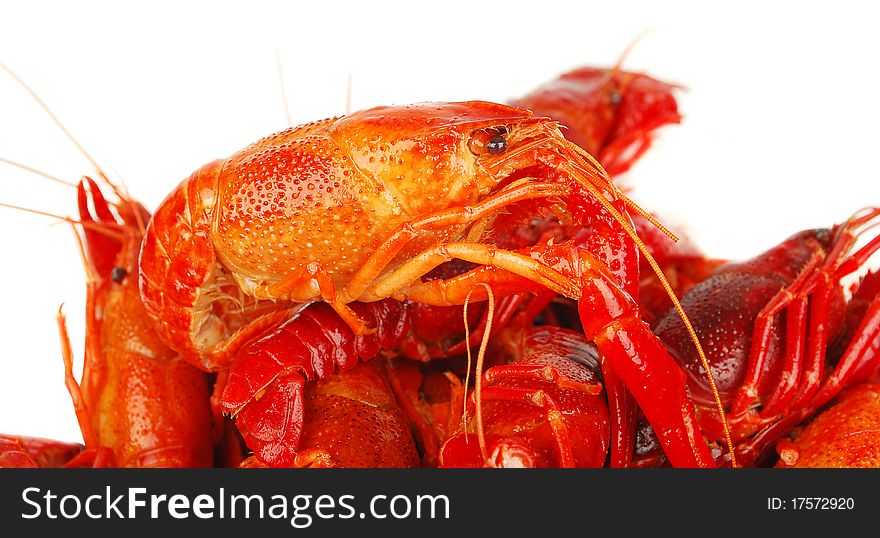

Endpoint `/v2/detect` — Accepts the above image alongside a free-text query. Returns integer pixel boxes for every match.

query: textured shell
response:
[654,229,832,406]
[776,383,880,468]
[211,101,539,292]
[298,361,419,468]
[138,101,554,367]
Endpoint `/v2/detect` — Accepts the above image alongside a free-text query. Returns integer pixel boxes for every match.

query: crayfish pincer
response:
[138,101,728,467]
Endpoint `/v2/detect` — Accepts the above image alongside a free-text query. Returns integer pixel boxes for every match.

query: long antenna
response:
[275,49,293,127]
[0,156,76,188]
[0,62,110,181]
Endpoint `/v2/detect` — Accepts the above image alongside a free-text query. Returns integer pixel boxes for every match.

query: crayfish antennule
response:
[0,156,76,188]
[0,62,111,183]
[0,202,125,242]
[555,135,680,243]
[611,29,654,76]
[621,197,680,243]
[461,283,496,464]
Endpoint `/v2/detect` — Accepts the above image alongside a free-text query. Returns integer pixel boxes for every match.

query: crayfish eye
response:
[814,228,832,246]
[487,134,507,154]
[468,126,508,156]
[111,266,127,283]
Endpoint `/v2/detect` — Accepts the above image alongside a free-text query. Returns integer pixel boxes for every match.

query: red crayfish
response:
[2,57,877,471]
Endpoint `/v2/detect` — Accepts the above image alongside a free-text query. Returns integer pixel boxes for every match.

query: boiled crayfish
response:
[2,58,877,470]
[136,97,728,468]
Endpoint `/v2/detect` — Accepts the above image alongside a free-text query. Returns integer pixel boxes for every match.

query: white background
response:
[0,0,878,444]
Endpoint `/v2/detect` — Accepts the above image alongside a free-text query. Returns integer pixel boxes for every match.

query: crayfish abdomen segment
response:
[297,362,420,468]
[139,160,227,367]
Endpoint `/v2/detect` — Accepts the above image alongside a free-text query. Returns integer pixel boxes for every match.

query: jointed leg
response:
[474,385,577,468]
[363,242,580,304]
[255,262,370,334]
[810,291,880,409]
[57,306,98,448]
[603,364,637,468]
[338,181,569,302]
[729,257,822,417]
[733,226,880,419]
[250,181,569,335]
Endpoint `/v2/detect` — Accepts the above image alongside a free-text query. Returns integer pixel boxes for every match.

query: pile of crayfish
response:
[1,60,878,469]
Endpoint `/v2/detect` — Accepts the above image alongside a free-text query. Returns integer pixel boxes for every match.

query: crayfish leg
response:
[382,360,442,466]
[810,280,880,410]
[603,365,638,467]
[222,300,412,467]
[729,212,880,421]
[440,326,609,468]
[253,262,374,335]
[336,180,569,304]
[575,250,717,467]
[372,241,580,303]
[388,237,716,466]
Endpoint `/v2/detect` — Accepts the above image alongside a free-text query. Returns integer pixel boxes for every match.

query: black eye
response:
[111,266,127,283]
[814,228,832,246]
[487,135,507,154]
[467,126,509,156]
